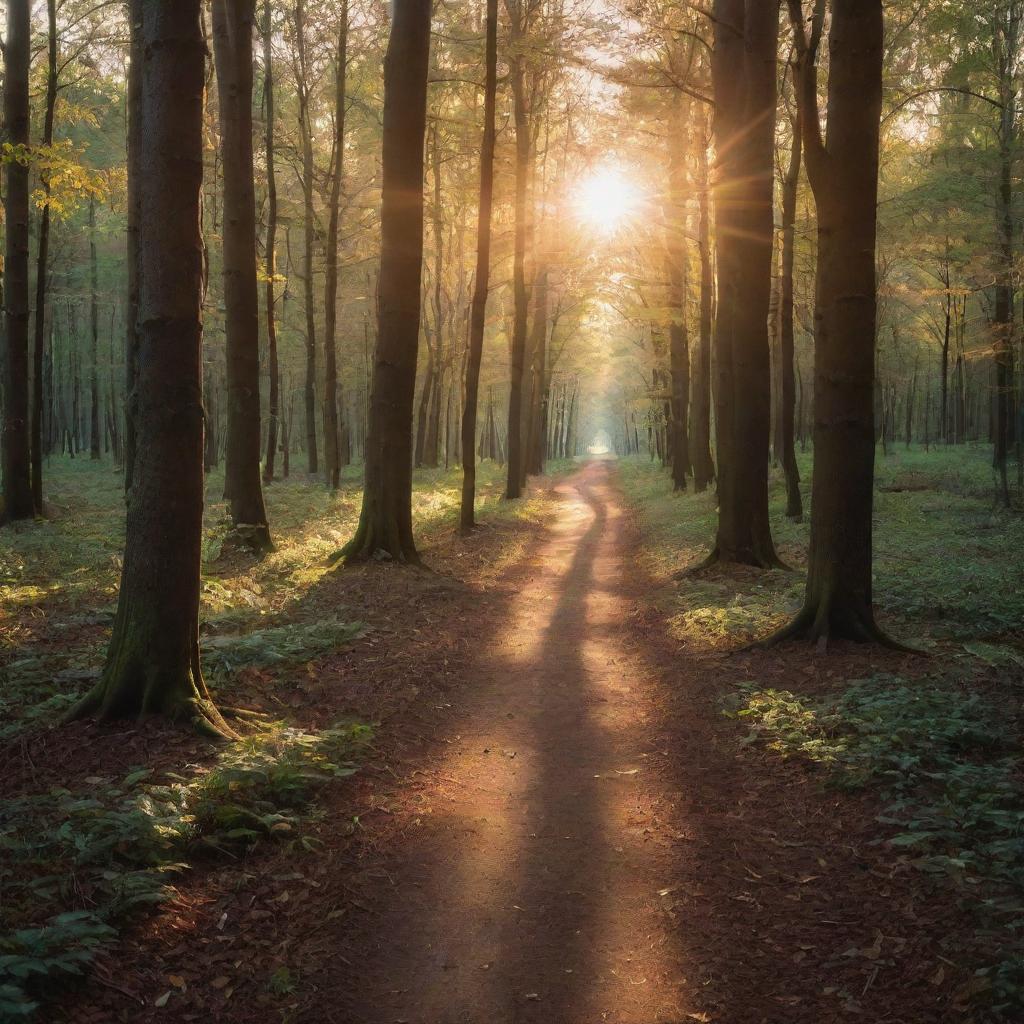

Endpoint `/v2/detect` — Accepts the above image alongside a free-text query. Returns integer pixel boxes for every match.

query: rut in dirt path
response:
[347,460,690,1024]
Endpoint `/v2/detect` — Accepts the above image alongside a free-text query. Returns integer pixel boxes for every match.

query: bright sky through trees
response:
[572,164,645,234]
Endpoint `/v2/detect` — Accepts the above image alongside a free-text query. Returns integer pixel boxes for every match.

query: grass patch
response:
[0,720,370,1019]
[615,447,1024,646]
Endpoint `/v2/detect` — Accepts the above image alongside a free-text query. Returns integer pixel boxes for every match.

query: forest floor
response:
[2,450,1024,1023]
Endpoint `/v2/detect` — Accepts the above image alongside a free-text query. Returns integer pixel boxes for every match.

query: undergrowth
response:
[616,447,1024,646]
[0,720,370,1019]
[728,675,1024,1016]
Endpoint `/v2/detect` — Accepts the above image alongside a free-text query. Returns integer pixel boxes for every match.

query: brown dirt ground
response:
[41,460,992,1023]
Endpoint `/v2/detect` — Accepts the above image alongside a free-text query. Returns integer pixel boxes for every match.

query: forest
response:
[1,0,1023,1021]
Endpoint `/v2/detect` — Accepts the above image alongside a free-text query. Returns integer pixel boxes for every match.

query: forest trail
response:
[346,459,691,1023]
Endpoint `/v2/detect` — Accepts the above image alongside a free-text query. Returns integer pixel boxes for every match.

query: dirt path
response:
[345,460,691,1024]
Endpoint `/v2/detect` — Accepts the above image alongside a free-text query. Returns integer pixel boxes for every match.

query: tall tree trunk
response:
[779,88,803,519]
[262,0,280,483]
[461,0,496,533]
[31,0,58,509]
[666,93,691,492]
[213,0,272,549]
[124,0,142,495]
[505,10,531,500]
[777,0,890,645]
[526,263,548,477]
[691,107,715,492]
[323,0,350,491]
[69,0,234,736]
[88,197,102,460]
[294,0,318,474]
[992,7,1018,508]
[710,0,782,567]
[2,0,34,522]
[342,0,431,563]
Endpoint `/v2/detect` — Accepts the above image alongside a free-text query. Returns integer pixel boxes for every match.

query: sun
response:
[573,165,644,235]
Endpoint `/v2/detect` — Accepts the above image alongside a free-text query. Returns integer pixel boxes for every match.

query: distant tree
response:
[2,0,35,523]
[69,0,235,735]
[342,0,432,563]
[774,0,890,645]
[213,0,273,550]
[461,0,498,533]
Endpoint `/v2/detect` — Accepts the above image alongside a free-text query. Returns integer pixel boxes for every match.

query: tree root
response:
[755,601,923,655]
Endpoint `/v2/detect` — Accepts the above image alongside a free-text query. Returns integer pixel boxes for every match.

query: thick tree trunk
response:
[213,0,272,549]
[777,0,890,645]
[323,1,349,491]
[69,0,234,736]
[262,0,280,484]
[2,0,34,522]
[710,0,782,566]
[342,0,431,563]
[460,0,496,533]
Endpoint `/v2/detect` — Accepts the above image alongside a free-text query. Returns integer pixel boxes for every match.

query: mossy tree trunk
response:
[343,0,432,564]
[69,0,234,736]
[213,0,273,551]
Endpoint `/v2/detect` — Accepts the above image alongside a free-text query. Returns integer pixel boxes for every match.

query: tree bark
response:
[69,0,234,736]
[504,3,532,500]
[262,0,280,483]
[776,0,891,645]
[323,0,350,491]
[213,0,272,550]
[2,0,34,522]
[294,0,318,475]
[691,106,715,492]
[342,0,431,563]
[779,87,803,520]
[460,0,496,533]
[709,0,782,567]
[666,93,691,492]
[88,197,102,460]
[30,0,58,509]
